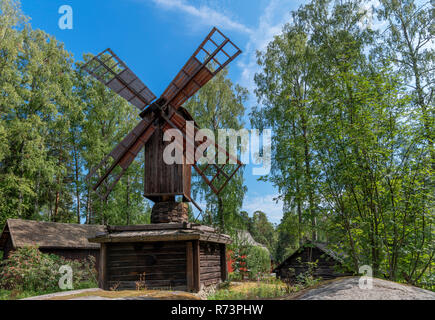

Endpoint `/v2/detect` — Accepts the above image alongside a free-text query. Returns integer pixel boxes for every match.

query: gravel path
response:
[295,277,435,300]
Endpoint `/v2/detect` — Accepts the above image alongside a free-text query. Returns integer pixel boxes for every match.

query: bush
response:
[228,272,243,282]
[246,246,270,279]
[0,246,97,292]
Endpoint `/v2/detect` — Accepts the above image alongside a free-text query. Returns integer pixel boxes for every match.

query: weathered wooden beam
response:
[99,243,108,290]
[193,240,200,292]
[107,222,190,232]
[186,241,194,292]
[220,244,227,282]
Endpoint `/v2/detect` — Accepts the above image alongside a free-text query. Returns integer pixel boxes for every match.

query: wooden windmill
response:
[85,28,242,292]
[82,27,243,223]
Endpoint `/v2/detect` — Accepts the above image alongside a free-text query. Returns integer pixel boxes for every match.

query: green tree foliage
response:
[184,68,248,231]
[249,210,277,254]
[246,246,271,279]
[252,0,434,288]
[0,0,150,227]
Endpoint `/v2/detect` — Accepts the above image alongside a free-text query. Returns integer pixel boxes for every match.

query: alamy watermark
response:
[58,5,73,30]
[359,265,373,290]
[58,265,73,290]
[163,122,272,176]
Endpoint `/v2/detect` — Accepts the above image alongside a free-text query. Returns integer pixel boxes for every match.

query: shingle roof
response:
[273,240,347,271]
[0,219,105,250]
[233,230,270,253]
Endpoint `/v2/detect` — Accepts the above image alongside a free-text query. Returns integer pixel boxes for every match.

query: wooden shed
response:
[0,219,104,268]
[89,222,231,292]
[273,241,353,282]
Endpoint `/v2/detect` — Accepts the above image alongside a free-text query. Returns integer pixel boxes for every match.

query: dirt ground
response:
[21,288,200,300]
[288,277,435,300]
[22,277,435,300]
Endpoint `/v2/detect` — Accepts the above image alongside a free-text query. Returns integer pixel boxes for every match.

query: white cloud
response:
[243,193,283,224]
[152,0,253,35]
[237,0,298,105]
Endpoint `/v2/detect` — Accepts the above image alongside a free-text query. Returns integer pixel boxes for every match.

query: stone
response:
[151,201,189,224]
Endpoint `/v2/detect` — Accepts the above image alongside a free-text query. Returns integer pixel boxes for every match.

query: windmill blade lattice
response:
[82,48,156,111]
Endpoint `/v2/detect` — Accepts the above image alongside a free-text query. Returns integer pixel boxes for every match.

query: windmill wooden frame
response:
[82,27,243,214]
[85,27,243,292]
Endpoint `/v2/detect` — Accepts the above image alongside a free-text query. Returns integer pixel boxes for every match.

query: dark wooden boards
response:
[99,243,108,290]
[143,125,191,202]
[186,241,194,291]
[106,241,187,290]
[97,236,231,292]
[275,245,353,281]
[199,242,222,287]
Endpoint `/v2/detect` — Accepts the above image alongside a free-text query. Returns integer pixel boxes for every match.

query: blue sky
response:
[19,0,308,224]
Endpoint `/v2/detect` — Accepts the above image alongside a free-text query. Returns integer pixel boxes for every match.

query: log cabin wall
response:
[199,242,223,288]
[276,246,351,281]
[105,241,188,290]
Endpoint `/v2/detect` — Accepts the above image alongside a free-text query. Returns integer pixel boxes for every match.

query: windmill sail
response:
[161,108,243,197]
[82,48,156,111]
[161,27,242,110]
[83,27,243,202]
[86,119,157,200]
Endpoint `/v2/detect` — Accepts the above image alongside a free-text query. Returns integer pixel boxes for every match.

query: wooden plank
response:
[193,240,200,292]
[199,256,221,262]
[200,272,221,281]
[97,234,201,243]
[108,241,187,249]
[202,279,220,286]
[109,272,186,281]
[108,259,187,268]
[99,243,108,290]
[200,266,221,273]
[199,261,223,267]
[107,223,190,232]
[108,253,186,261]
[109,265,186,275]
[220,244,227,281]
[186,241,194,292]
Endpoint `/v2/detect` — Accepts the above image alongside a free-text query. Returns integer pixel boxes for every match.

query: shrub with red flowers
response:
[230,244,250,280]
[0,246,97,292]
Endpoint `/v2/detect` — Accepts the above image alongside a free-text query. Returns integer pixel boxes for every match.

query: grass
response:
[1,288,64,300]
[207,273,326,300]
[208,278,290,300]
[47,289,200,300]
[0,280,98,300]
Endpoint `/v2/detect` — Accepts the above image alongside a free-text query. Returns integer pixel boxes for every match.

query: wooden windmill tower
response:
[85,28,242,292]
